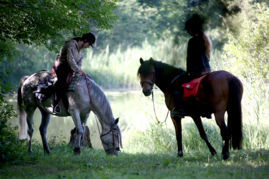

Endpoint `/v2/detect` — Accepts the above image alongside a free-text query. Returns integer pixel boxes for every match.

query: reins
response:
[148,74,182,124]
[151,91,169,124]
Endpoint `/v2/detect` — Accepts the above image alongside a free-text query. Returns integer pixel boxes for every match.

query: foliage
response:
[222,1,269,122]
[0,44,55,88]
[0,0,118,51]
[0,96,27,165]
[95,0,157,51]
[223,2,269,82]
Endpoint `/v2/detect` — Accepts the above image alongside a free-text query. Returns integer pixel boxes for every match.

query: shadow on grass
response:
[1,143,268,178]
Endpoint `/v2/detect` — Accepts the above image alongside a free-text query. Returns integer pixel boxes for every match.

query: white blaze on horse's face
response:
[100,118,122,155]
[140,68,155,96]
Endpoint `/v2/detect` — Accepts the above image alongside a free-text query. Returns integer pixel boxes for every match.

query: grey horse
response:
[18,71,122,155]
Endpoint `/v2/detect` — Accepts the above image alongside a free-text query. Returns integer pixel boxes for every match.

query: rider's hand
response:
[79,71,86,76]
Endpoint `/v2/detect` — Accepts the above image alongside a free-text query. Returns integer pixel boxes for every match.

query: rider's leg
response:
[53,69,67,112]
[53,81,61,113]
[171,87,185,118]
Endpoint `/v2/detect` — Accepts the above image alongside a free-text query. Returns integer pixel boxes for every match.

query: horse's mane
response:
[137,59,185,77]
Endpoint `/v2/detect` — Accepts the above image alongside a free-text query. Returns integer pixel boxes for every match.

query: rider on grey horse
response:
[52,32,96,113]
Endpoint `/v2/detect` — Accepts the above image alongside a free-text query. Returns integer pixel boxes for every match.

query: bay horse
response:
[18,71,122,155]
[137,58,243,160]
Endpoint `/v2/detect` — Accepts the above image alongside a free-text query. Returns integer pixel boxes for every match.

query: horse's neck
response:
[88,79,114,134]
[155,65,180,92]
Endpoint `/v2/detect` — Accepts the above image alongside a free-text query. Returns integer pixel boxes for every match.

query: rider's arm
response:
[66,43,82,73]
[203,32,212,60]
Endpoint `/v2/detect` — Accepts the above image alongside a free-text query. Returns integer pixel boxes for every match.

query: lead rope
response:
[151,91,169,124]
[83,73,101,137]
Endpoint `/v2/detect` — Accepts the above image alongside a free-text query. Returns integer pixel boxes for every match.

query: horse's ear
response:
[149,57,154,64]
[140,58,144,64]
[114,118,119,124]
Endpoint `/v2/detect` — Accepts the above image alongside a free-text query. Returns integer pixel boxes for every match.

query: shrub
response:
[0,96,27,165]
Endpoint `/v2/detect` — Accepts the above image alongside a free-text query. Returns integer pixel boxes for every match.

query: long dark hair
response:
[185,14,205,34]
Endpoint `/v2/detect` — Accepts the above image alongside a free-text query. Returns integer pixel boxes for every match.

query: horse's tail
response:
[227,76,243,149]
[18,76,29,139]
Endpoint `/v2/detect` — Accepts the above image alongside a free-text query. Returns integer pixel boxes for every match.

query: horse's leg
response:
[70,109,83,155]
[171,117,183,157]
[80,113,90,147]
[38,107,51,154]
[192,115,217,156]
[26,109,35,153]
[214,111,230,160]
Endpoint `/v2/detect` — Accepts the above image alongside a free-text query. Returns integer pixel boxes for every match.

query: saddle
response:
[33,72,81,103]
[181,74,208,100]
[181,74,212,118]
[33,75,56,102]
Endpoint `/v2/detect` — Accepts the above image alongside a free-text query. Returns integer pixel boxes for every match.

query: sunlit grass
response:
[1,144,268,178]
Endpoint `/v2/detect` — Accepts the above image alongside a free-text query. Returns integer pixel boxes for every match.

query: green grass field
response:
[2,90,269,178]
[1,145,268,178]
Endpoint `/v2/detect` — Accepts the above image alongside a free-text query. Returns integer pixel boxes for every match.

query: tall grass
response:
[82,39,186,89]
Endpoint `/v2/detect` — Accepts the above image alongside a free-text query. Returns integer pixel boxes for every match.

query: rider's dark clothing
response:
[187,33,211,78]
[171,33,211,118]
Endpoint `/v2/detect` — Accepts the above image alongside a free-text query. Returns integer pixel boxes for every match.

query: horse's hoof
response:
[211,149,217,156]
[178,151,183,157]
[222,152,229,160]
[74,147,81,155]
[44,149,50,155]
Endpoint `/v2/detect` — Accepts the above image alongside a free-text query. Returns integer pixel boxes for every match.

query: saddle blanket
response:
[181,74,208,99]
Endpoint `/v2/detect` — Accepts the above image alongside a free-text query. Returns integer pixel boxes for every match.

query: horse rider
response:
[52,32,96,113]
[171,14,212,118]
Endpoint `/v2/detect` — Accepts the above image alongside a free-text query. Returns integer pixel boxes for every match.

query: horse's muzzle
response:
[143,88,152,96]
[105,148,120,156]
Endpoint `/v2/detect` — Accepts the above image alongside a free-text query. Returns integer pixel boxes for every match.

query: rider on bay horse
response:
[171,14,212,118]
[52,32,96,113]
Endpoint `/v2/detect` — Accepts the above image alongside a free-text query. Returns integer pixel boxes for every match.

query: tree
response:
[0,0,118,92]
[223,2,269,82]
[0,0,117,50]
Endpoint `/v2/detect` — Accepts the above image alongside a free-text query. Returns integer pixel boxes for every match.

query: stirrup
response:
[171,107,185,118]
[53,104,61,113]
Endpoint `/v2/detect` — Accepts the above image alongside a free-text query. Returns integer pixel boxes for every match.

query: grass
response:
[4,89,269,178]
[0,144,268,178]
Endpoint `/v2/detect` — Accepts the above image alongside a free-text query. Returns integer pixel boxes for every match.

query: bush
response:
[0,96,27,165]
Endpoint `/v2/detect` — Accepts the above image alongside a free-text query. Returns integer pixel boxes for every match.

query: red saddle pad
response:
[181,74,208,99]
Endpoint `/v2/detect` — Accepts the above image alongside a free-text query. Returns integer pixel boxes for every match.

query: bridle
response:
[140,79,154,87]
[140,71,170,124]
[140,70,155,88]
[100,123,122,151]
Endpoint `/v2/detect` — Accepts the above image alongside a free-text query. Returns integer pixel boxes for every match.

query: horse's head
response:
[137,57,155,96]
[100,118,122,155]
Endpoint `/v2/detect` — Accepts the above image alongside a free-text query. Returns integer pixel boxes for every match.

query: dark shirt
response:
[186,34,210,77]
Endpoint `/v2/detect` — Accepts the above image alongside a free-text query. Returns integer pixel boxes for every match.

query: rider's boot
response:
[171,90,185,119]
[53,93,60,113]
